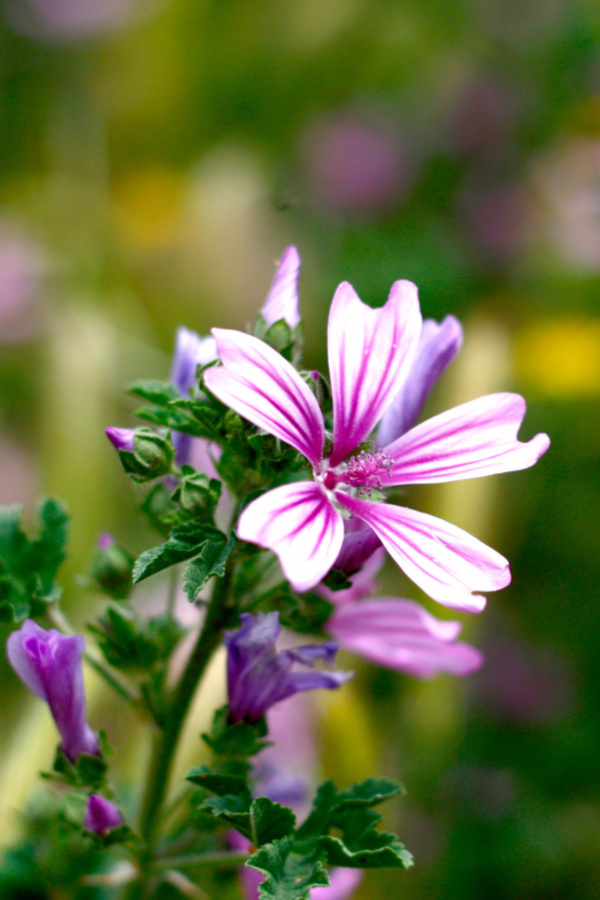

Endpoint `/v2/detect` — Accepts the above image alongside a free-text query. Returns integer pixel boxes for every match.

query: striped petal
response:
[327,280,422,466]
[382,393,550,485]
[326,599,483,678]
[260,246,301,328]
[237,482,344,592]
[377,315,463,446]
[205,329,324,467]
[336,494,510,612]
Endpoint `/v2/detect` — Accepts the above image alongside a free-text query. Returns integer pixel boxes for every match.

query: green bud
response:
[91,535,134,600]
[118,429,175,483]
[172,470,222,519]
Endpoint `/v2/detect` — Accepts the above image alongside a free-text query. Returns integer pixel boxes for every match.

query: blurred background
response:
[1,0,600,897]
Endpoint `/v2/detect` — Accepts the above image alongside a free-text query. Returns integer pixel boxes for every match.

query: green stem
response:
[137,569,232,856]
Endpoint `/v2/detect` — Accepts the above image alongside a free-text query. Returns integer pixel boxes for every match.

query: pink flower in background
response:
[3,0,149,40]
[205,259,549,612]
[301,109,411,218]
[0,220,44,343]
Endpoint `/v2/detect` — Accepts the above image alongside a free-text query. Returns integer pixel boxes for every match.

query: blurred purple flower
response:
[459,176,527,264]
[326,599,483,679]
[105,427,135,452]
[225,612,351,724]
[85,795,122,835]
[7,620,99,760]
[3,0,146,41]
[476,625,574,724]
[260,246,301,329]
[301,109,412,217]
[0,220,44,343]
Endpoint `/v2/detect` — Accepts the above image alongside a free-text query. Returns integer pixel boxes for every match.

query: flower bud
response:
[113,428,175,483]
[105,427,135,452]
[91,533,134,600]
[85,795,122,836]
[6,620,99,760]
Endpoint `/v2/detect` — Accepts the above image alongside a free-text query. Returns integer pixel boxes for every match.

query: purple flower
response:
[326,599,483,679]
[376,315,463,447]
[7,620,99,760]
[260,247,301,329]
[85,795,122,836]
[170,327,218,466]
[105,427,135,452]
[204,275,550,612]
[225,612,351,724]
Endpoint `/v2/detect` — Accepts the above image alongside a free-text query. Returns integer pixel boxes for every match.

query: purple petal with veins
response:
[237,482,344,593]
[327,279,421,466]
[377,315,463,446]
[205,329,324,467]
[260,246,301,329]
[337,493,510,612]
[381,393,551,486]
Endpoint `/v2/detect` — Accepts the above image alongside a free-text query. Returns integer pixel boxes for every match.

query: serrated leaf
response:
[319,832,413,869]
[183,536,235,600]
[200,794,252,838]
[333,778,404,810]
[247,838,329,900]
[250,797,296,847]
[132,521,226,584]
[187,765,252,800]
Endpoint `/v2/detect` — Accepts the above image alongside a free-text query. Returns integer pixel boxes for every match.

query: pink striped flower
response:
[204,269,549,613]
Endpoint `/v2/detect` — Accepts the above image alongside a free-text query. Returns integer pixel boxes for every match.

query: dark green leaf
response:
[247,838,329,900]
[333,778,404,810]
[183,536,235,601]
[132,521,226,583]
[320,831,413,869]
[200,794,252,838]
[321,568,353,593]
[250,797,296,847]
[187,765,252,801]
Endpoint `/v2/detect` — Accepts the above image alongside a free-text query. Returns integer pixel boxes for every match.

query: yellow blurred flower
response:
[513,318,600,397]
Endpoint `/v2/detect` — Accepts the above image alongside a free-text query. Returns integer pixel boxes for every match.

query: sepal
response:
[118,429,175,483]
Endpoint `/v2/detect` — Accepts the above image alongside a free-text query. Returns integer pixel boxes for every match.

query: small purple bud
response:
[105,427,135,452]
[310,370,319,381]
[260,247,301,330]
[6,620,99,760]
[225,612,352,724]
[97,532,114,551]
[85,795,122,836]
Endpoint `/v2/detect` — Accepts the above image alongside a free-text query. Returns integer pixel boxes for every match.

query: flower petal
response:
[205,329,324,466]
[327,280,422,465]
[336,494,510,612]
[260,246,301,329]
[170,326,217,396]
[237,482,344,592]
[326,598,484,678]
[382,393,550,485]
[377,315,463,446]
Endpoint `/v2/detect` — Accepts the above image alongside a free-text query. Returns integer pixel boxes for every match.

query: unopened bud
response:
[117,429,175,483]
[105,427,135,452]
[91,534,134,600]
[85,795,122,836]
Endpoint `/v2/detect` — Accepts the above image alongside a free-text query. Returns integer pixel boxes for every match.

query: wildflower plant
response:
[1,248,549,899]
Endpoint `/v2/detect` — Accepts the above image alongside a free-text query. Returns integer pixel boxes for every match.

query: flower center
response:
[318,449,392,496]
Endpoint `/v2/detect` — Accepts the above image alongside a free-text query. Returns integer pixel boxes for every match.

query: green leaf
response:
[333,778,404,810]
[88,606,185,672]
[320,568,353,593]
[319,831,413,869]
[246,838,329,900]
[187,764,252,801]
[132,521,226,583]
[250,797,296,847]
[201,705,270,758]
[0,498,69,622]
[183,536,235,601]
[200,794,252,838]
